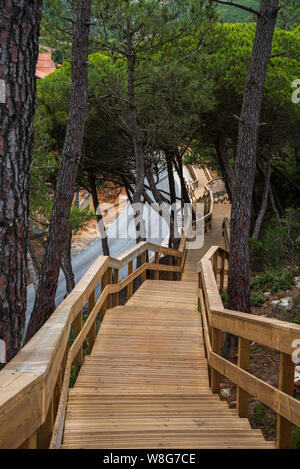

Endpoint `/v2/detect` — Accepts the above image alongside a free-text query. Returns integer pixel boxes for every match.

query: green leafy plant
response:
[255,402,266,425]
[250,293,266,307]
[250,268,296,294]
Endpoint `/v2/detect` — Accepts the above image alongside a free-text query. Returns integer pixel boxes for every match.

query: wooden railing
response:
[0,239,189,449]
[197,243,300,449]
[0,166,215,449]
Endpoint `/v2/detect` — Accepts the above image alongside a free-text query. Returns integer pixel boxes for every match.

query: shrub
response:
[250,268,296,294]
[250,293,266,307]
[250,208,300,269]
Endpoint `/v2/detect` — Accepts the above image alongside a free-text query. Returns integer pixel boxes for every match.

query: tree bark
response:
[166,151,179,249]
[252,152,272,239]
[61,226,75,294]
[0,1,42,361]
[88,171,110,256]
[269,184,280,219]
[25,0,92,342]
[215,133,234,202]
[228,0,279,315]
[126,31,146,242]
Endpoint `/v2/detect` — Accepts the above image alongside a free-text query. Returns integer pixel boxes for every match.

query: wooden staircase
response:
[3,168,299,449]
[62,279,273,448]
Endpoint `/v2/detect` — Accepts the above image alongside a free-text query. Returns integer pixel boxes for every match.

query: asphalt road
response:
[25,166,192,330]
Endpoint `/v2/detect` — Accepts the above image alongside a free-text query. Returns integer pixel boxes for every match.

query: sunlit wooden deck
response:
[62,204,273,449]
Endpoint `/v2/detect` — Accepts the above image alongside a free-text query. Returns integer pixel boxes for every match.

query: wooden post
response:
[168,255,173,281]
[37,398,54,449]
[113,269,119,307]
[276,352,295,449]
[237,337,250,417]
[20,431,37,449]
[220,251,225,293]
[128,260,133,299]
[154,252,159,280]
[101,270,108,314]
[141,250,147,283]
[88,290,96,353]
[105,267,112,309]
[211,327,222,394]
[213,252,218,284]
[73,310,83,372]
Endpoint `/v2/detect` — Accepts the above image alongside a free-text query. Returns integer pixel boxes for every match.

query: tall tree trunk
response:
[28,239,41,277]
[166,151,178,249]
[88,171,110,256]
[127,31,146,242]
[27,251,39,292]
[215,133,234,202]
[61,226,75,294]
[252,152,272,239]
[173,152,191,205]
[25,0,92,342]
[0,1,42,362]
[269,184,280,219]
[228,0,279,315]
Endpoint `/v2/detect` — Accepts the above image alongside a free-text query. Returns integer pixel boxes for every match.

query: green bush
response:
[250,293,266,307]
[250,209,300,269]
[250,268,296,294]
[292,427,300,449]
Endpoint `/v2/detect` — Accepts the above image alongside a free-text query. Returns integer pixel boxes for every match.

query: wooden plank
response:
[113,269,119,307]
[141,251,147,283]
[20,431,37,449]
[127,261,133,299]
[73,311,83,373]
[37,398,54,449]
[211,328,221,394]
[154,252,159,280]
[88,290,96,354]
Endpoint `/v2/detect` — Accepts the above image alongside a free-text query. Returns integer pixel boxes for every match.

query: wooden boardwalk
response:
[62,203,273,449]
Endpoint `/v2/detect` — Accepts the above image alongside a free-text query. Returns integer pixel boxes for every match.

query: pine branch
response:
[210,0,261,16]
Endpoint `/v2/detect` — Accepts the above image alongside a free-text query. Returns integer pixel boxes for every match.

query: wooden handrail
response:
[0,240,185,449]
[198,240,300,449]
[0,165,211,449]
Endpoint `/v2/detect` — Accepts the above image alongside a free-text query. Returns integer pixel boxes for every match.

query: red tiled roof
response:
[36,52,56,79]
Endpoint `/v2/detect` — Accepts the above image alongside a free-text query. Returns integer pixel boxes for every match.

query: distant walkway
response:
[181,203,231,284]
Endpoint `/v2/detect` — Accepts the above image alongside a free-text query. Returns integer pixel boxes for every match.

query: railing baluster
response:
[73,310,83,372]
[113,269,119,307]
[107,267,113,309]
[20,431,37,449]
[127,260,133,298]
[220,251,225,293]
[276,352,295,449]
[211,327,221,394]
[88,290,96,353]
[154,252,159,280]
[168,255,173,281]
[237,337,250,417]
[141,250,147,283]
[37,398,54,449]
